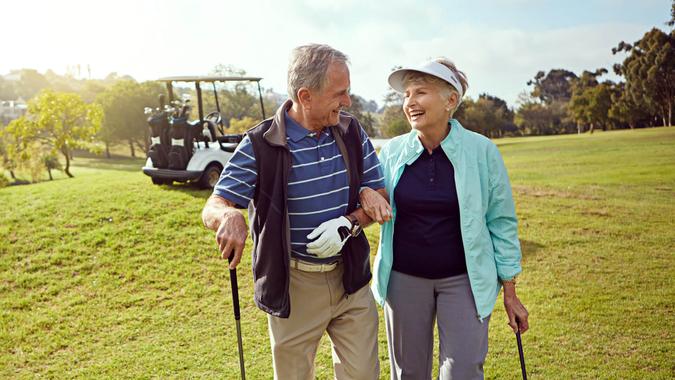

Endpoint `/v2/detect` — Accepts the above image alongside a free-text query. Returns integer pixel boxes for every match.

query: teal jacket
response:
[371,120,522,321]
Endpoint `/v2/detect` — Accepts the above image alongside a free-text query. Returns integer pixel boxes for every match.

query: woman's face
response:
[402,80,453,132]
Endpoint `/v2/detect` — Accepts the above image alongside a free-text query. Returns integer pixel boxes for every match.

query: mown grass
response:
[1,128,674,379]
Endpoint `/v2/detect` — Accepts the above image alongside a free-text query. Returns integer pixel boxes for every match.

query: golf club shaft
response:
[228,254,245,380]
[235,319,245,380]
[516,330,527,380]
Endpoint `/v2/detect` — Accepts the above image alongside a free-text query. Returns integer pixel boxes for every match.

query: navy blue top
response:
[392,145,467,279]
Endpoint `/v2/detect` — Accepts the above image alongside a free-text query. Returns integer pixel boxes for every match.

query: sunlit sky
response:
[1,0,670,106]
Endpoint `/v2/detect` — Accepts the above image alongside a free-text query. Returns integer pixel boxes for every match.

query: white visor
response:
[388,60,465,100]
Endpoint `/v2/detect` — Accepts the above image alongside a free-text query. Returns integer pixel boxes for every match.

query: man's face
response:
[308,62,352,127]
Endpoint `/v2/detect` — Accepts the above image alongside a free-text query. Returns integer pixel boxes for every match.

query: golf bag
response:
[147,112,170,168]
[167,112,200,170]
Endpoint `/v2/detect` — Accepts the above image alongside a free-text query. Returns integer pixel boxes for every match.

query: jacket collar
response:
[263,99,352,147]
[399,119,464,166]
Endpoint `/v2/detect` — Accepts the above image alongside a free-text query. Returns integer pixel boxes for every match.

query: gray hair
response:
[287,44,349,102]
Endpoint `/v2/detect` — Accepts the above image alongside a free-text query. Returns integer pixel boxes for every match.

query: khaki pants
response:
[267,263,379,380]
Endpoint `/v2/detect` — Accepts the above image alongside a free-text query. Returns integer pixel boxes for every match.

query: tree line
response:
[379,17,673,138]
[0,67,287,183]
[1,5,672,184]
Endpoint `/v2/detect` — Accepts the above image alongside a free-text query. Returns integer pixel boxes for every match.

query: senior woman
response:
[360,58,529,379]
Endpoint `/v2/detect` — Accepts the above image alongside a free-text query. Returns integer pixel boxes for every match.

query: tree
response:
[380,75,409,138]
[460,94,517,138]
[0,76,17,100]
[609,82,651,129]
[44,152,62,180]
[568,69,613,133]
[613,28,675,126]
[4,90,102,177]
[228,117,259,134]
[0,130,17,179]
[96,80,165,157]
[11,69,50,100]
[515,98,570,135]
[514,89,572,136]
[569,82,613,134]
[347,94,377,137]
[527,69,578,104]
[381,110,409,137]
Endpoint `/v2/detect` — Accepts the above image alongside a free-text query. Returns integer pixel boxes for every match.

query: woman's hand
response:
[359,187,392,224]
[503,283,529,333]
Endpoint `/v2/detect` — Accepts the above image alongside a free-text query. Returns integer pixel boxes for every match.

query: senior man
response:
[201,44,391,379]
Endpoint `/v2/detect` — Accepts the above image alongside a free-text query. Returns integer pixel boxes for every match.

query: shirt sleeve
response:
[212,135,257,208]
[358,126,385,190]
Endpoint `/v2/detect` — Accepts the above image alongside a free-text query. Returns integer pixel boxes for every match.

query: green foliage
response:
[515,98,570,135]
[568,70,614,133]
[613,28,675,126]
[228,117,259,134]
[202,64,276,123]
[515,69,580,136]
[380,82,408,138]
[9,69,51,100]
[609,82,652,129]
[459,94,517,138]
[381,106,409,138]
[527,69,578,104]
[0,172,8,188]
[4,90,103,178]
[0,130,13,172]
[347,94,378,137]
[96,80,166,157]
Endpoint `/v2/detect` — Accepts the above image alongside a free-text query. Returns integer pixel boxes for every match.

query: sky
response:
[1,0,671,107]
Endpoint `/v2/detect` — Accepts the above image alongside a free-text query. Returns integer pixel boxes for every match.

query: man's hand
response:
[359,187,392,224]
[202,195,248,269]
[306,216,351,258]
[216,209,248,269]
[503,283,529,333]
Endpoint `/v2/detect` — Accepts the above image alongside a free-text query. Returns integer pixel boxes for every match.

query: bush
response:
[0,173,9,188]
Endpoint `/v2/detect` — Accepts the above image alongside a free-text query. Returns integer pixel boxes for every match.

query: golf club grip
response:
[227,254,241,321]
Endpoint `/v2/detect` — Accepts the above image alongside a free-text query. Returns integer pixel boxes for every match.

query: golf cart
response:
[142,76,266,188]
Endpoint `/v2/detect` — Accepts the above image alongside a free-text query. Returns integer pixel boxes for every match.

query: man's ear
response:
[297,88,312,109]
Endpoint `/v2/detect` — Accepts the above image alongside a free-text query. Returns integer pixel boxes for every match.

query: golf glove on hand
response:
[306,216,351,258]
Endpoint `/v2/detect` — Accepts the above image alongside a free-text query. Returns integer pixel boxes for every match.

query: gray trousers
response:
[384,271,490,380]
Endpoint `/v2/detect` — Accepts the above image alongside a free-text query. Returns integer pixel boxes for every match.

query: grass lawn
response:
[1,128,674,379]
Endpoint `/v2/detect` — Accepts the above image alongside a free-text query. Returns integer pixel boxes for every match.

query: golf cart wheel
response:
[199,163,223,189]
[151,177,170,185]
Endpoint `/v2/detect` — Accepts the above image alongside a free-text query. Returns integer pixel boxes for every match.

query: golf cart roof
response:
[158,76,263,83]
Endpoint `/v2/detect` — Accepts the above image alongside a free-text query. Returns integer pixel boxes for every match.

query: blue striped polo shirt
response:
[213,112,385,263]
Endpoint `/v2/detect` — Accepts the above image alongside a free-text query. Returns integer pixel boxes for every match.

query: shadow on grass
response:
[520,239,544,258]
[166,182,213,199]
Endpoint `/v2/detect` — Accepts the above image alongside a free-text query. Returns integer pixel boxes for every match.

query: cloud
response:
[0,0,665,108]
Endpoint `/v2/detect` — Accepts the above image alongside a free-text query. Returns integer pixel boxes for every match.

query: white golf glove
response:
[306,216,351,258]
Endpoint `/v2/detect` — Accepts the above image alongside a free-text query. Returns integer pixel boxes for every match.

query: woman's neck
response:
[417,122,450,153]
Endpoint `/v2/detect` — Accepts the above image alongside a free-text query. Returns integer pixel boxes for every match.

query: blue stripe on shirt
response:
[213,136,257,208]
[211,111,385,263]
